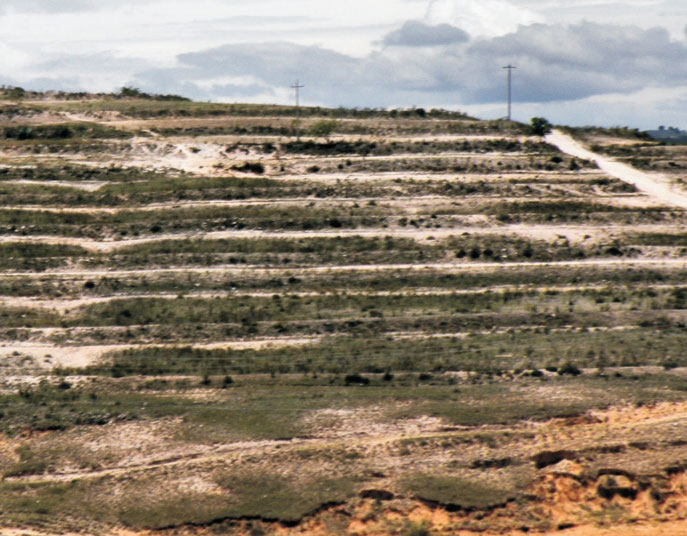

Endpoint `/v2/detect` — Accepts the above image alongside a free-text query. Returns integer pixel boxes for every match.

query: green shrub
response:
[402,474,516,509]
[558,363,581,376]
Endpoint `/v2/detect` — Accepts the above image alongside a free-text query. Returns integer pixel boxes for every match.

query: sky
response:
[0,0,686,128]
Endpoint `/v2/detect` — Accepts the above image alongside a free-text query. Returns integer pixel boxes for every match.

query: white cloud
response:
[0,0,104,14]
[425,0,544,37]
[383,21,469,46]
[128,21,687,109]
[0,0,424,59]
[0,42,32,71]
[519,0,687,40]
[0,1,686,128]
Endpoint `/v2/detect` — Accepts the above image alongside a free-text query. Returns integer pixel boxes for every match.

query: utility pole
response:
[291,79,304,115]
[290,79,305,140]
[502,65,516,121]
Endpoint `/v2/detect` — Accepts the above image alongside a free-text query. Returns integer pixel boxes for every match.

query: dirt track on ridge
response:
[547,129,687,208]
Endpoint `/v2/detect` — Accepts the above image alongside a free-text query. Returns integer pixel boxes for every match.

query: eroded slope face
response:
[1,98,687,535]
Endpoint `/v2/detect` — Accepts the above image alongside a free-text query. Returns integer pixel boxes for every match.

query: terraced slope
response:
[2,98,687,535]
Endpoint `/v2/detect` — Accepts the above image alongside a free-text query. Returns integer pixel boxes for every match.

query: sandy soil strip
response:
[0,289,517,311]
[4,257,687,279]
[4,283,686,311]
[0,337,321,369]
[190,133,528,143]
[389,325,636,342]
[270,169,603,183]
[547,129,687,208]
[3,179,107,191]
[275,151,544,162]
[0,221,675,252]
[0,326,641,370]
[2,193,660,214]
[0,169,604,190]
[0,194,556,214]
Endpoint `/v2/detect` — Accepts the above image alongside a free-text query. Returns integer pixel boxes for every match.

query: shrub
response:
[232,162,265,174]
[529,117,553,137]
[307,120,339,140]
[558,363,581,376]
[402,474,515,509]
[405,520,432,536]
[345,373,370,385]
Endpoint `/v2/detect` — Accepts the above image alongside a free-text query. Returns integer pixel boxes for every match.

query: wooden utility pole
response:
[503,65,516,121]
[291,79,304,115]
[290,80,305,140]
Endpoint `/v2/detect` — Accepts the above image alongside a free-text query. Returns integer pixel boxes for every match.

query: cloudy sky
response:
[1,0,686,128]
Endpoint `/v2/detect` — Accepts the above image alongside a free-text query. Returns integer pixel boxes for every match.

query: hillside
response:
[1,96,687,535]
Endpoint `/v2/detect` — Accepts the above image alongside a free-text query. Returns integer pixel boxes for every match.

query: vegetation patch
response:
[401,474,520,510]
[1,122,131,141]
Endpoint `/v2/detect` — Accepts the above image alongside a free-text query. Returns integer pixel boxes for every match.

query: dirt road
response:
[546,129,687,208]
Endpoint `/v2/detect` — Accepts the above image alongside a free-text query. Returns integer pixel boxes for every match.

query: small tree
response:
[6,86,26,99]
[120,86,145,98]
[529,117,553,137]
[308,119,339,141]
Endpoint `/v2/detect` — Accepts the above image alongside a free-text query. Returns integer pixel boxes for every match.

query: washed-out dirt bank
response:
[5,402,687,535]
[2,521,687,536]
